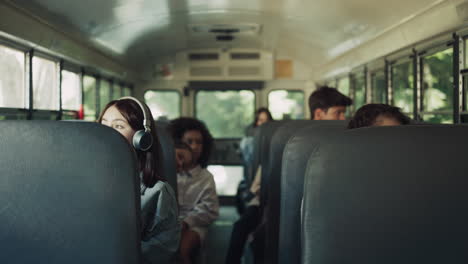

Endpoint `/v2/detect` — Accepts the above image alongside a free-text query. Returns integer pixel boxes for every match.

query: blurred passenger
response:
[308,86,353,120]
[226,166,263,264]
[348,103,411,129]
[244,107,274,137]
[168,117,220,264]
[174,141,193,173]
[237,108,273,214]
[98,97,180,264]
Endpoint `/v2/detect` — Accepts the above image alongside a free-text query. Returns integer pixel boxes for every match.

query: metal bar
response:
[58,60,64,120]
[350,73,355,112]
[27,49,34,120]
[95,76,100,120]
[365,66,371,104]
[385,60,392,105]
[80,68,85,120]
[412,49,421,121]
[453,34,463,123]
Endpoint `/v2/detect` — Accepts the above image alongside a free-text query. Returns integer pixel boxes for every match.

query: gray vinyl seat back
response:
[263,120,318,264]
[256,120,289,208]
[0,121,141,264]
[155,121,177,195]
[302,125,468,264]
[278,121,346,264]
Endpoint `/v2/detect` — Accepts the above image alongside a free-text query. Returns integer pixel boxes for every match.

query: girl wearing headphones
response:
[98,97,180,264]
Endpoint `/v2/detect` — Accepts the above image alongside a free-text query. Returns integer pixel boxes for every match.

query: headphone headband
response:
[119,96,152,132]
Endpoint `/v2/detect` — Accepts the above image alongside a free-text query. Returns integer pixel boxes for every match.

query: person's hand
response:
[250,183,260,195]
[175,152,184,173]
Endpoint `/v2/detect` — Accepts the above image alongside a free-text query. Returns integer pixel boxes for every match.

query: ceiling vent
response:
[176,49,273,81]
[230,52,261,60]
[190,66,223,77]
[188,53,219,61]
[188,23,261,35]
[228,66,261,76]
[216,35,235,41]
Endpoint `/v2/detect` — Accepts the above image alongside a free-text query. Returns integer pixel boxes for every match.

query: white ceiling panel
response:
[11,0,443,71]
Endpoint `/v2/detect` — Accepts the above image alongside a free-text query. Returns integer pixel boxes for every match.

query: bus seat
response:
[263,120,316,264]
[278,122,345,264]
[257,121,289,209]
[238,121,289,214]
[155,121,178,195]
[0,121,141,264]
[302,125,468,264]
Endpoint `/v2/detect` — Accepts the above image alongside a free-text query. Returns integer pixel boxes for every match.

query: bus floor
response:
[204,206,239,264]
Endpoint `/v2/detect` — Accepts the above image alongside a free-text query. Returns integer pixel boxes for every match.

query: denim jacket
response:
[140,180,180,264]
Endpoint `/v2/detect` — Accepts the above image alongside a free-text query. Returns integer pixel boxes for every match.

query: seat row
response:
[252,120,468,264]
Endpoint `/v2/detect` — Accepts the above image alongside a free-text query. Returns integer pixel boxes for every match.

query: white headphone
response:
[119,96,153,151]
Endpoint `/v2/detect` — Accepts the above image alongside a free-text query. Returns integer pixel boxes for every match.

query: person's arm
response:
[250,166,262,195]
[183,172,219,228]
[141,183,181,264]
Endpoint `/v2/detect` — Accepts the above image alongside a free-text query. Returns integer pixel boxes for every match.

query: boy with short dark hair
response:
[308,86,353,120]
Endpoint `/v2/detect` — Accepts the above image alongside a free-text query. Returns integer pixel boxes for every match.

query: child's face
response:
[373,115,402,127]
[175,148,193,172]
[182,130,203,164]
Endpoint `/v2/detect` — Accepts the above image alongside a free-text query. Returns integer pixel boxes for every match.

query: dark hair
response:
[308,86,352,119]
[253,107,273,127]
[97,99,164,187]
[347,104,411,129]
[168,117,214,168]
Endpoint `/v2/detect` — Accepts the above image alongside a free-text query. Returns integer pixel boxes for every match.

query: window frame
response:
[144,89,182,120]
[0,35,133,120]
[370,68,387,104]
[389,57,414,116]
[0,42,28,110]
[419,45,455,123]
[194,88,257,140]
[266,89,305,120]
[60,67,82,113]
[31,53,60,112]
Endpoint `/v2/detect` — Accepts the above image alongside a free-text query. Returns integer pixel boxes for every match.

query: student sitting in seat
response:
[98,97,180,264]
[175,141,194,174]
[348,103,411,129]
[309,86,353,120]
[168,118,220,264]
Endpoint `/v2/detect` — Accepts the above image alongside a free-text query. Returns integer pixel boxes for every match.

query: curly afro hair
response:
[168,117,214,168]
[347,104,411,129]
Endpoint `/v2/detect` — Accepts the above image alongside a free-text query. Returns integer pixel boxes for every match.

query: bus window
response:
[33,56,59,110]
[421,48,453,124]
[123,86,132,96]
[371,70,386,103]
[83,75,97,121]
[144,90,180,120]
[392,60,413,114]
[100,79,111,112]
[268,90,305,120]
[337,77,350,96]
[112,83,122,100]
[0,45,25,109]
[207,165,243,196]
[353,73,366,110]
[196,90,255,138]
[325,79,336,87]
[0,110,28,120]
[61,70,81,112]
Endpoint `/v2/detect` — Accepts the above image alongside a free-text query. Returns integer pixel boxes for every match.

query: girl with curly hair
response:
[168,117,219,264]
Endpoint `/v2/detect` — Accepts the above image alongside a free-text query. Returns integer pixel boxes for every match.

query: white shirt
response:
[177,165,219,230]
